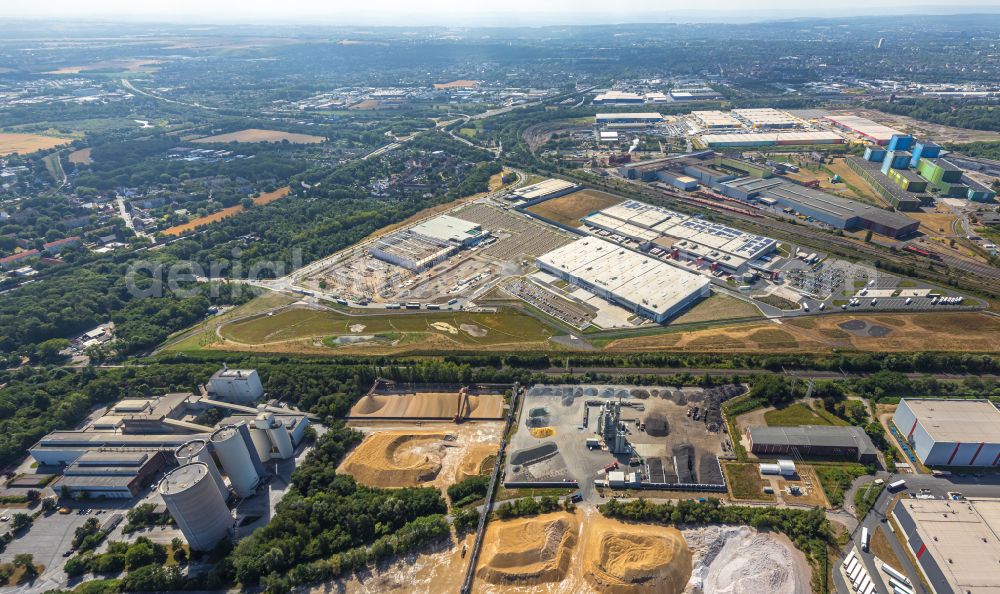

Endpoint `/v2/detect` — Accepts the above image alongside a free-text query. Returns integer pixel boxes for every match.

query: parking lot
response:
[1,503,132,591]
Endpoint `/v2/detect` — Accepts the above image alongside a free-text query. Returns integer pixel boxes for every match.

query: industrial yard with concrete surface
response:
[504,384,747,497]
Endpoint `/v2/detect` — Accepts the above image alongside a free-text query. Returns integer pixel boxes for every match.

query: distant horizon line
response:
[2,7,1000,29]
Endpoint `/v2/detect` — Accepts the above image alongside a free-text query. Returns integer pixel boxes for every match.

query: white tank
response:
[267,419,294,459]
[175,439,228,499]
[249,426,273,463]
[211,425,260,497]
[159,463,231,551]
[255,412,294,459]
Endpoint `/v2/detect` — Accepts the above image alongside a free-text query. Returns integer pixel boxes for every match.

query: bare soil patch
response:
[192,128,325,144]
[0,133,70,156]
[526,189,623,228]
[434,80,479,89]
[68,147,92,164]
[160,186,290,236]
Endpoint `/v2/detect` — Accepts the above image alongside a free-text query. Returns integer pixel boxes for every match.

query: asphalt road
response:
[836,470,1000,594]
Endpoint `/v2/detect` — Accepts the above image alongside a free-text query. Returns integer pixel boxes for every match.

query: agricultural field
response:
[525,189,622,227]
[0,133,71,156]
[44,59,161,74]
[160,186,291,236]
[191,129,325,144]
[213,304,557,354]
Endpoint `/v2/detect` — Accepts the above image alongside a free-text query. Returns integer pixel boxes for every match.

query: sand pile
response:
[454,443,498,482]
[530,427,556,438]
[476,512,577,585]
[430,322,459,334]
[583,516,692,594]
[684,526,810,594]
[346,392,504,419]
[339,432,445,488]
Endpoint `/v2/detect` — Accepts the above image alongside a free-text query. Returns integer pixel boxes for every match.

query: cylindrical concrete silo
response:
[211,425,260,497]
[175,439,228,500]
[159,463,231,551]
[267,419,294,459]
[255,412,294,460]
[248,425,273,463]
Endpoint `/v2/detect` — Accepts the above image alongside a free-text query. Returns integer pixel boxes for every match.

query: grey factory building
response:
[746,425,879,463]
[719,177,919,238]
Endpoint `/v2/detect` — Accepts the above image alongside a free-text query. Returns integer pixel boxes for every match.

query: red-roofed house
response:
[0,249,39,270]
[42,236,81,254]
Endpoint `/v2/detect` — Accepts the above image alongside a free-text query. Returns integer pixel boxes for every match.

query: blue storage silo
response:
[887,134,913,151]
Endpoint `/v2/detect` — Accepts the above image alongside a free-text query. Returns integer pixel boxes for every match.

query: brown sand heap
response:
[582,516,692,594]
[347,392,504,419]
[339,432,445,488]
[454,443,497,482]
[476,512,577,585]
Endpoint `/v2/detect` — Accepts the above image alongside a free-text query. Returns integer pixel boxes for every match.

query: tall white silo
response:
[255,412,294,460]
[159,463,231,551]
[210,425,261,497]
[175,439,228,500]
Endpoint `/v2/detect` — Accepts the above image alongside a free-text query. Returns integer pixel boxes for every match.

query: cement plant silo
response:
[255,412,294,459]
[248,425,273,463]
[211,425,262,497]
[175,439,228,500]
[159,463,231,551]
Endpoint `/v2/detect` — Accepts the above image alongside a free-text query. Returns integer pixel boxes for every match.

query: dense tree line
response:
[226,423,449,591]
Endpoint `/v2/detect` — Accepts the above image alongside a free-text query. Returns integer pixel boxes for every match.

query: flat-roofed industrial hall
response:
[893,398,1000,467]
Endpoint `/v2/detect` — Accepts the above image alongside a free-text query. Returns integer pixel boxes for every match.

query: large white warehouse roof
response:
[410,214,484,245]
[901,399,1000,443]
[536,237,709,319]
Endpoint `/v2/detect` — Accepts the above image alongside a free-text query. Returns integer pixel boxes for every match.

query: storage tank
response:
[248,426,273,463]
[174,439,228,499]
[255,412,294,459]
[211,425,261,497]
[159,463,231,551]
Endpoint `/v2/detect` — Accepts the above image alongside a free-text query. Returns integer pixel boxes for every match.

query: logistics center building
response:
[892,497,1000,594]
[893,398,1000,467]
[369,214,488,271]
[579,199,776,274]
[536,237,711,323]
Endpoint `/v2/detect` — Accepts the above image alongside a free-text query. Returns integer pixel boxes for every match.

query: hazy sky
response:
[5,0,1000,25]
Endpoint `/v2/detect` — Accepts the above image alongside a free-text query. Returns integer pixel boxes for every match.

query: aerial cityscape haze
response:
[0,4,997,594]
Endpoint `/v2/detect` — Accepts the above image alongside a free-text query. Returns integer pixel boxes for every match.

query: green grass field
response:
[219,306,556,347]
[813,463,869,507]
[763,403,849,427]
[723,462,775,501]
